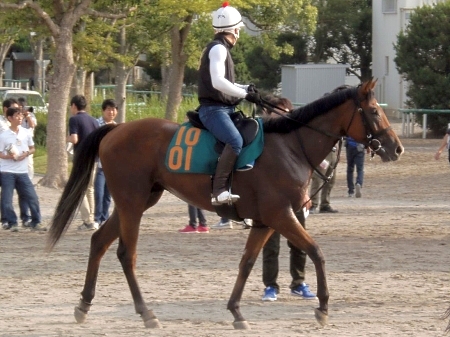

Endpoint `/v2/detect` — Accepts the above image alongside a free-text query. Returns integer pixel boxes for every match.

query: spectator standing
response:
[18,97,37,179]
[309,147,339,214]
[261,209,316,301]
[67,95,99,230]
[1,99,32,228]
[94,99,117,227]
[0,107,45,232]
[178,204,210,233]
[434,125,450,162]
[345,136,368,198]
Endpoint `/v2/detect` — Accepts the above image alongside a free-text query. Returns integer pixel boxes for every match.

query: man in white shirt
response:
[0,107,45,232]
[1,99,32,228]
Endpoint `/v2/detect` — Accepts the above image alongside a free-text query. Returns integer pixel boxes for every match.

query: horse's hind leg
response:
[227,224,274,329]
[75,209,121,323]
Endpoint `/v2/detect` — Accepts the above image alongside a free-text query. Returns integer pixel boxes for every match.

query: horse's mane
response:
[262,86,358,133]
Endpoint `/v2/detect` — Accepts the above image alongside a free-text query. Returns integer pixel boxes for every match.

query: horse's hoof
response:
[233,320,250,329]
[314,308,328,327]
[74,306,87,323]
[144,318,161,328]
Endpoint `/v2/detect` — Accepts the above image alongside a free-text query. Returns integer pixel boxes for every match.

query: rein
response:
[258,91,392,208]
[259,98,344,209]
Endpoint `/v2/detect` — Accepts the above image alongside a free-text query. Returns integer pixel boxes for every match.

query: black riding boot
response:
[211,144,240,205]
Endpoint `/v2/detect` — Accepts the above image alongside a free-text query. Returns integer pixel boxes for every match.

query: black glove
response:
[247,84,257,93]
[245,92,262,105]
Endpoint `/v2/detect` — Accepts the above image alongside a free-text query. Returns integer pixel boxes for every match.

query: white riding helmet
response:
[213,2,245,31]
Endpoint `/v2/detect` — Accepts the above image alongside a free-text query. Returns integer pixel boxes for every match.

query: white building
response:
[372,0,446,115]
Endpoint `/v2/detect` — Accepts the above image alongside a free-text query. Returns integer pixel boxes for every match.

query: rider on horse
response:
[198,2,261,206]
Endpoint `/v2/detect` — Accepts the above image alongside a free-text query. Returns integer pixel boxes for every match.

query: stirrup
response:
[211,191,240,205]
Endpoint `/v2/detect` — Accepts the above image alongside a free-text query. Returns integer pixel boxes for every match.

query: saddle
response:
[186,109,258,222]
[186,109,259,153]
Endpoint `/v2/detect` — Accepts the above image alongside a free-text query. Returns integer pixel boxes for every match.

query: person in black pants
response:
[261,210,316,301]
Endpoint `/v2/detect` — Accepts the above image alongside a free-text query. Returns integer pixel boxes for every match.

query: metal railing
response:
[399,109,450,138]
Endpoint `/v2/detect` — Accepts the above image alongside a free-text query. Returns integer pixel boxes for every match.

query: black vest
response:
[198,34,240,106]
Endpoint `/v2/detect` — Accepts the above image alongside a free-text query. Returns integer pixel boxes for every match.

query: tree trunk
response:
[31,38,44,93]
[84,71,94,113]
[39,28,76,188]
[115,63,132,123]
[70,67,86,99]
[0,41,13,86]
[115,26,132,123]
[160,54,170,100]
[164,18,192,121]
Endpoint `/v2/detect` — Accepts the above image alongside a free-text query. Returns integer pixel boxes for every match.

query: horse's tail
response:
[47,124,118,251]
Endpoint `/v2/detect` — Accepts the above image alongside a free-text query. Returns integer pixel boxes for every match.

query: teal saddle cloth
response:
[165,118,264,174]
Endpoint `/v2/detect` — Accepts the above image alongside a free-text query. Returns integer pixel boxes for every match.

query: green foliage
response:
[394,2,450,133]
[34,113,48,147]
[237,32,308,90]
[311,0,372,80]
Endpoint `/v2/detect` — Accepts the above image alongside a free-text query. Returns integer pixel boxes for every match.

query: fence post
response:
[422,114,427,139]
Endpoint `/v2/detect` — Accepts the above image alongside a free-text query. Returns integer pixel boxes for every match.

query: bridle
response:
[259,88,393,159]
[258,89,393,206]
[352,95,393,158]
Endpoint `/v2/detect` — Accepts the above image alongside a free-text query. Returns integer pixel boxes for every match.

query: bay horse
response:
[47,79,403,329]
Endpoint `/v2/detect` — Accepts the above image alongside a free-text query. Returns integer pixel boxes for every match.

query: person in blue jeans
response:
[94,99,117,226]
[0,107,45,232]
[345,136,368,198]
[1,99,32,227]
[178,204,209,233]
[198,3,262,206]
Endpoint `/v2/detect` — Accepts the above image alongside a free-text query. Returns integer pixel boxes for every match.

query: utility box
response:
[281,64,349,105]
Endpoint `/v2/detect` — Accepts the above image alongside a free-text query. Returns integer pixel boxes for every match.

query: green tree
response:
[0,0,133,188]
[151,0,317,121]
[311,0,372,80]
[237,32,308,90]
[394,2,450,133]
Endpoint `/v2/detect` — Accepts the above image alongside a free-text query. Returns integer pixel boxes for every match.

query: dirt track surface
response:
[1,123,450,337]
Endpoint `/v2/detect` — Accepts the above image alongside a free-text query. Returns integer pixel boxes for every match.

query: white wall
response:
[372,0,446,114]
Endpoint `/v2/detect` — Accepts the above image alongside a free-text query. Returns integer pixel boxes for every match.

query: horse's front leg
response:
[283,212,329,326]
[74,210,120,323]
[227,224,274,330]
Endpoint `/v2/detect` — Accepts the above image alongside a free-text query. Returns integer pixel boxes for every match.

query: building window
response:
[385,56,389,76]
[382,0,397,13]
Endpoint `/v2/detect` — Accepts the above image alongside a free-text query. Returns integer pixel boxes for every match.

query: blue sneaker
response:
[262,286,277,301]
[291,283,317,299]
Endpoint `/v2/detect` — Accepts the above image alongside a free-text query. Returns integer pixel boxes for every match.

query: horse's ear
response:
[361,77,377,95]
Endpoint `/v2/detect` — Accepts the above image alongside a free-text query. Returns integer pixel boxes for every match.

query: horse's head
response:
[345,79,404,162]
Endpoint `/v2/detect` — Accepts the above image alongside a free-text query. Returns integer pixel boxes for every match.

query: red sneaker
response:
[197,225,209,233]
[178,225,198,233]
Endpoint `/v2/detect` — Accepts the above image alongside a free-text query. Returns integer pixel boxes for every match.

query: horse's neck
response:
[293,118,341,168]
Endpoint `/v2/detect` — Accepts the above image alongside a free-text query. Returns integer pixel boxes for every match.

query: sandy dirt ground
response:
[1,120,450,337]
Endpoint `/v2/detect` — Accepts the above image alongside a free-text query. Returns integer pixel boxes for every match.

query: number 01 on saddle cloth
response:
[165,119,264,174]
